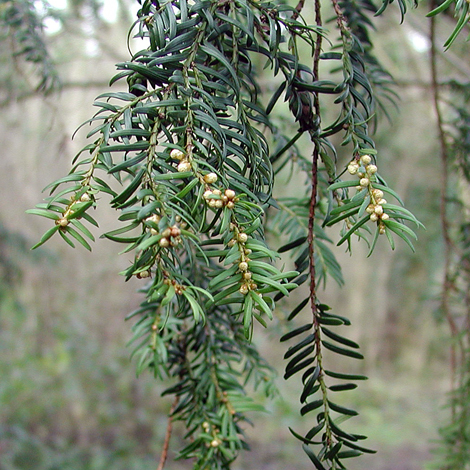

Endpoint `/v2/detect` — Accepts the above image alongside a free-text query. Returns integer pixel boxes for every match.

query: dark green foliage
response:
[25,0,441,468]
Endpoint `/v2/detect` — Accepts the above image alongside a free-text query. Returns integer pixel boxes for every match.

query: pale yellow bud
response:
[370,213,379,222]
[203,172,218,184]
[225,189,236,199]
[239,284,249,295]
[208,199,217,208]
[146,214,160,224]
[238,261,249,271]
[373,189,384,199]
[243,272,252,280]
[177,161,192,172]
[378,198,387,205]
[366,164,378,175]
[79,193,91,202]
[347,161,359,175]
[366,204,375,214]
[214,200,224,208]
[360,178,370,187]
[159,238,170,248]
[203,190,213,200]
[374,205,384,215]
[379,224,386,235]
[226,201,235,209]
[210,439,220,448]
[150,228,159,235]
[360,154,372,165]
[161,228,171,238]
[57,218,69,227]
[238,233,248,243]
[212,189,222,196]
[139,270,150,279]
[381,213,389,220]
[170,148,185,160]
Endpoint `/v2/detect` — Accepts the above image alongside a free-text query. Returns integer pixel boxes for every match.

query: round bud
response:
[243,272,252,280]
[357,172,365,178]
[139,270,150,279]
[151,324,158,331]
[170,226,181,237]
[226,201,235,209]
[239,284,249,295]
[203,172,218,184]
[379,224,386,235]
[250,282,258,290]
[177,161,192,172]
[214,200,223,208]
[203,190,213,200]
[208,199,217,208]
[347,162,359,175]
[238,261,249,271]
[170,148,185,160]
[162,228,172,239]
[373,189,384,199]
[359,178,370,187]
[150,228,159,235]
[366,204,375,214]
[374,205,384,215]
[210,439,220,448]
[225,189,236,199]
[370,213,379,222]
[80,193,91,202]
[378,198,387,205]
[366,164,378,175]
[228,239,236,247]
[222,196,228,202]
[159,238,170,248]
[360,154,372,165]
[175,215,181,222]
[238,233,248,243]
[57,218,69,227]
[202,422,210,430]
[381,213,389,220]
[212,189,222,196]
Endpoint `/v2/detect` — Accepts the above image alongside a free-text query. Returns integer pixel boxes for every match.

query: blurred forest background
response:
[0,0,468,469]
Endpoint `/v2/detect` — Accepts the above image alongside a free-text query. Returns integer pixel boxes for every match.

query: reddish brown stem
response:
[308,0,323,317]
[292,0,305,20]
[157,395,180,470]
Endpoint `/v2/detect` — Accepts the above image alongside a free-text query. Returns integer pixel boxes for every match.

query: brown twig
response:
[157,395,180,470]
[429,4,460,410]
[306,0,334,449]
[292,0,305,20]
[308,0,323,312]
